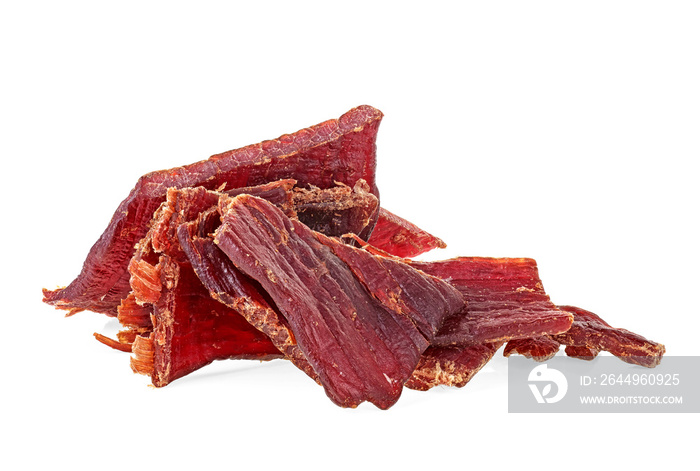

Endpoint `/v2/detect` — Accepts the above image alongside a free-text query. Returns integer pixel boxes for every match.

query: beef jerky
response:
[503,337,560,362]
[176,178,384,381]
[405,342,502,391]
[178,212,319,381]
[410,258,574,346]
[212,194,464,409]
[166,177,385,383]
[43,105,383,316]
[118,179,295,326]
[552,305,665,368]
[367,207,446,258]
[125,178,385,386]
[131,258,283,386]
[292,180,378,238]
[505,306,664,367]
[114,184,299,387]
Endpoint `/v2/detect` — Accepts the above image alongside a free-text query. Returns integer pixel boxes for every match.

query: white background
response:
[2,1,698,469]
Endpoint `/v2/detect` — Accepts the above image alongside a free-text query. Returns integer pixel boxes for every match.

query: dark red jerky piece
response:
[503,337,560,362]
[405,342,502,391]
[173,182,397,383]
[552,305,665,368]
[367,207,446,258]
[177,213,318,381]
[42,105,383,316]
[118,181,295,326]
[410,258,574,346]
[148,256,283,387]
[564,345,599,361]
[213,195,461,409]
[176,182,399,381]
[293,180,378,238]
[115,185,300,386]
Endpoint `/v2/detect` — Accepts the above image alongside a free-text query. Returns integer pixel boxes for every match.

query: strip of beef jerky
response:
[293,180,378,238]
[405,342,502,391]
[503,306,663,367]
[116,180,295,334]
[212,195,464,409]
[133,257,284,386]
[503,337,560,362]
[410,258,574,347]
[552,305,665,368]
[124,177,383,386]
[367,207,446,258]
[174,178,387,383]
[177,211,319,381]
[114,185,299,387]
[43,105,383,316]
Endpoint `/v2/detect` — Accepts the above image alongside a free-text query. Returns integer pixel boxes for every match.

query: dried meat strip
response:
[115,184,301,386]
[135,257,284,386]
[503,306,664,367]
[212,194,464,409]
[503,337,560,362]
[176,179,384,382]
[43,105,383,316]
[368,208,446,258]
[552,305,665,368]
[178,212,319,381]
[405,342,502,391]
[410,258,574,346]
[125,178,392,386]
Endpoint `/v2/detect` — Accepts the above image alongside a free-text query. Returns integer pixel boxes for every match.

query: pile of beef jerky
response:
[43,105,665,409]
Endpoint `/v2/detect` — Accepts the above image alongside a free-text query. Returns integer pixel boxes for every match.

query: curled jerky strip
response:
[503,305,665,368]
[211,195,464,409]
[552,305,665,368]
